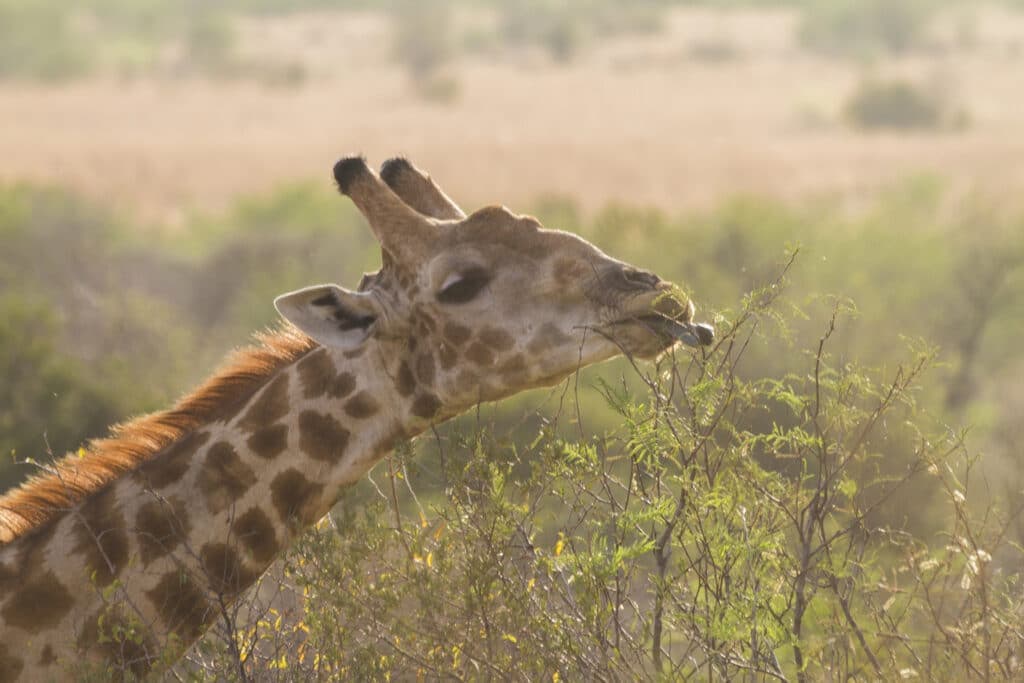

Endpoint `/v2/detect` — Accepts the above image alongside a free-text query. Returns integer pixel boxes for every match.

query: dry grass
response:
[2,7,1024,223]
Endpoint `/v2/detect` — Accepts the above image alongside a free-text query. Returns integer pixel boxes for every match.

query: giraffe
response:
[0,156,714,680]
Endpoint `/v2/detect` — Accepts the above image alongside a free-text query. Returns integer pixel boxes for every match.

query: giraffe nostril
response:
[621,268,660,290]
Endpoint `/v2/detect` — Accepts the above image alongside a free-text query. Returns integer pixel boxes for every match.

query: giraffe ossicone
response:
[0,156,713,679]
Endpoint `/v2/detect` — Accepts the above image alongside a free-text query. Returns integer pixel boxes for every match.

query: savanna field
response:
[2,1,1024,679]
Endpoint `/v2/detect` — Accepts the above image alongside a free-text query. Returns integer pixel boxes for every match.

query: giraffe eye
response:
[437,267,492,304]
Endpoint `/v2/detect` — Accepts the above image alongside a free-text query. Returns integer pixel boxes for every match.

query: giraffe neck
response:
[0,342,423,680]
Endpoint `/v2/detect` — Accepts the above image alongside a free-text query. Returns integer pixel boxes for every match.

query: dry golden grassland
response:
[1,6,1024,223]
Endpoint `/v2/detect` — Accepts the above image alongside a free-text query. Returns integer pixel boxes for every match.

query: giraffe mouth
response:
[601,313,714,357]
[634,314,715,348]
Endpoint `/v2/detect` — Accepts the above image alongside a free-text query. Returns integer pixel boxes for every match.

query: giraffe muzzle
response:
[635,314,715,347]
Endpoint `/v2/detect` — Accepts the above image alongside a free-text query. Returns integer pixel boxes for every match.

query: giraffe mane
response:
[0,323,317,544]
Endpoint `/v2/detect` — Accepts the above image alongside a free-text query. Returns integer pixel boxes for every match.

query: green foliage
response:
[4,0,1017,83]
[0,295,126,491]
[0,3,91,81]
[797,0,939,58]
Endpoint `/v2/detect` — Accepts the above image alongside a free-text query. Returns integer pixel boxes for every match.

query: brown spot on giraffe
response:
[9,520,57,582]
[1,571,74,632]
[134,431,211,490]
[233,507,279,565]
[237,373,290,431]
[0,644,24,682]
[396,361,417,397]
[297,349,357,399]
[37,645,56,667]
[198,441,257,514]
[411,394,442,420]
[480,327,515,352]
[135,495,192,566]
[200,542,259,597]
[444,322,472,347]
[465,342,495,367]
[71,485,129,587]
[527,322,572,354]
[344,391,380,419]
[298,410,351,464]
[247,424,289,459]
[439,343,458,370]
[146,571,214,642]
[270,468,325,529]
[498,353,529,382]
[415,352,436,385]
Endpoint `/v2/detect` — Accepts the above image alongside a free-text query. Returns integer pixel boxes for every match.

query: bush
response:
[844,78,961,130]
[0,296,128,491]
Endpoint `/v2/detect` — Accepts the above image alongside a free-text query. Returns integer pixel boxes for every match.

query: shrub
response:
[844,78,960,130]
[0,296,128,491]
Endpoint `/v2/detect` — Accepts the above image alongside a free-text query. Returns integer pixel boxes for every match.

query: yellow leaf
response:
[77,447,87,458]
[426,551,434,568]
[433,520,446,541]
[527,578,536,592]
[554,533,565,557]
[553,673,561,682]
[502,633,517,644]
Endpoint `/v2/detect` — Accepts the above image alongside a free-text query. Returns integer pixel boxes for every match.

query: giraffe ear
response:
[274,284,381,350]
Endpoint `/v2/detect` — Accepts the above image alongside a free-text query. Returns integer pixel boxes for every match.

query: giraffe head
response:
[275,157,713,420]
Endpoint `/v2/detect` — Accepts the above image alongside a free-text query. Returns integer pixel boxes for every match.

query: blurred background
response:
[1,0,1022,531]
